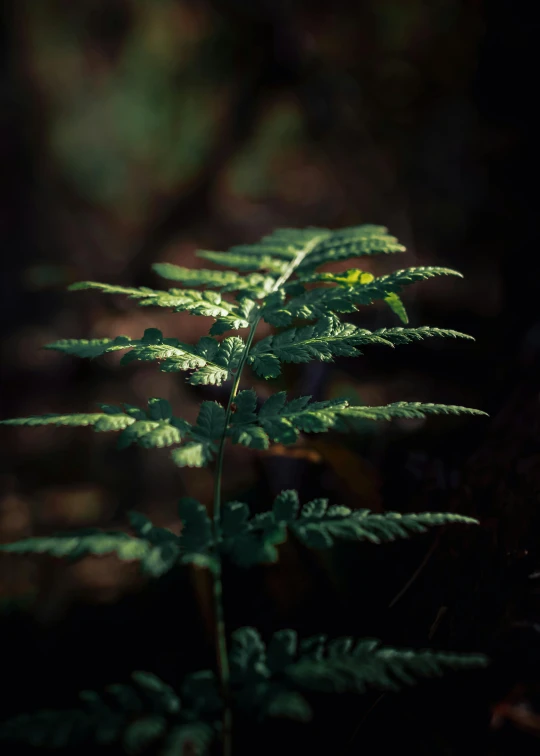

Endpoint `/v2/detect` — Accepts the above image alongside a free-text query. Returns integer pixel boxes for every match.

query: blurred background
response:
[0,0,538,754]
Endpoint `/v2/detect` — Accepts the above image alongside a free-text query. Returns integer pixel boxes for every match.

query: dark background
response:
[1,0,538,753]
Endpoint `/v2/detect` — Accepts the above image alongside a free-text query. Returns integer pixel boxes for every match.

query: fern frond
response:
[209,298,257,335]
[301,265,461,291]
[219,501,287,567]
[217,490,477,563]
[297,225,406,271]
[177,498,216,568]
[0,528,180,577]
[0,673,212,755]
[152,264,244,288]
[262,286,357,327]
[188,337,245,386]
[373,326,474,345]
[46,329,246,387]
[153,264,277,300]
[196,227,331,274]
[286,636,488,694]
[248,314,395,378]
[0,399,191,451]
[341,402,488,422]
[196,251,288,273]
[228,391,487,448]
[227,627,486,721]
[171,401,226,468]
[263,267,461,326]
[0,411,136,431]
[271,491,478,549]
[69,281,243,320]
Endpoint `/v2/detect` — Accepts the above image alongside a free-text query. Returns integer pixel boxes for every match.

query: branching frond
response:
[0,673,213,755]
[46,329,245,387]
[171,401,226,468]
[0,223,489,751]
[177,498,216,569]
[373,326,474,345]
[228,391,487,448]
[263,267,461,326]
[226,627,487,721]
[296,225,406,271]
[69,281,245,321]
[270,490,478,549]
[153,264,275,298]
[248,314,395,378]
[1,399,191,451]
[0,523,181,577]
[217,489,477,564]
[286,636,488,694]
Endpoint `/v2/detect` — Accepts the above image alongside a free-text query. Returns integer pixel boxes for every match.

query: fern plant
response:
[0,225,489,755]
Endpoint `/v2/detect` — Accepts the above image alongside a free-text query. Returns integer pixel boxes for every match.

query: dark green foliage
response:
[0,397,191,450]
[0,672,201,755]
[171,401,226,468]
[248,314,396,378]
[0,224,489,755]
[228,390,486,448]
[46,328,245,386]
[0,519,181,577]
[285,636,488,694]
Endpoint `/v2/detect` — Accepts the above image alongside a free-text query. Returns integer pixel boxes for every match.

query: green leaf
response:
[153,263,274,299]
[171,401,225,468]
[221,501,251,538]
[49,327,246,387]
[105,684,144,714]
[0,399,191,453]
[265,691,312,722]
[272,490,300,521]
[197,250,287,273]
[286,638,489,694]
[340,402,489,423]
[218,499,287,568]
[209,298,258,335]
[190,336,245,386]
[373,326,475,345]
[177,498,214,566]
[170,442,209,468]
[69,281,243,320]
[123,716,166,755]
[0,673,188,749]
[262,286,357,327]
[249,314,394,377]
[0,412,136,431]
[298,225,406,271]
[287,502,479,550]
[384,292,409,323]
[181,671,223,717]
[230,627,269,684]
[152,263,244,288]
[131,672,180,715]
[44,335,133,359]
[266,629,298,674]
[0,531,180,578]
[116,420,184,450]
[228,390,270,450]
[263,266,460,326]
[0,708,116,748]
[228,395,487,449]
[249,393,350,445]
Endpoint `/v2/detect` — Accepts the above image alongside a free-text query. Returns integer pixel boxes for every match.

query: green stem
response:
[211,237,323,756]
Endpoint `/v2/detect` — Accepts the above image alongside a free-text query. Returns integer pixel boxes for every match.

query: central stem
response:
[211,237,323,756]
